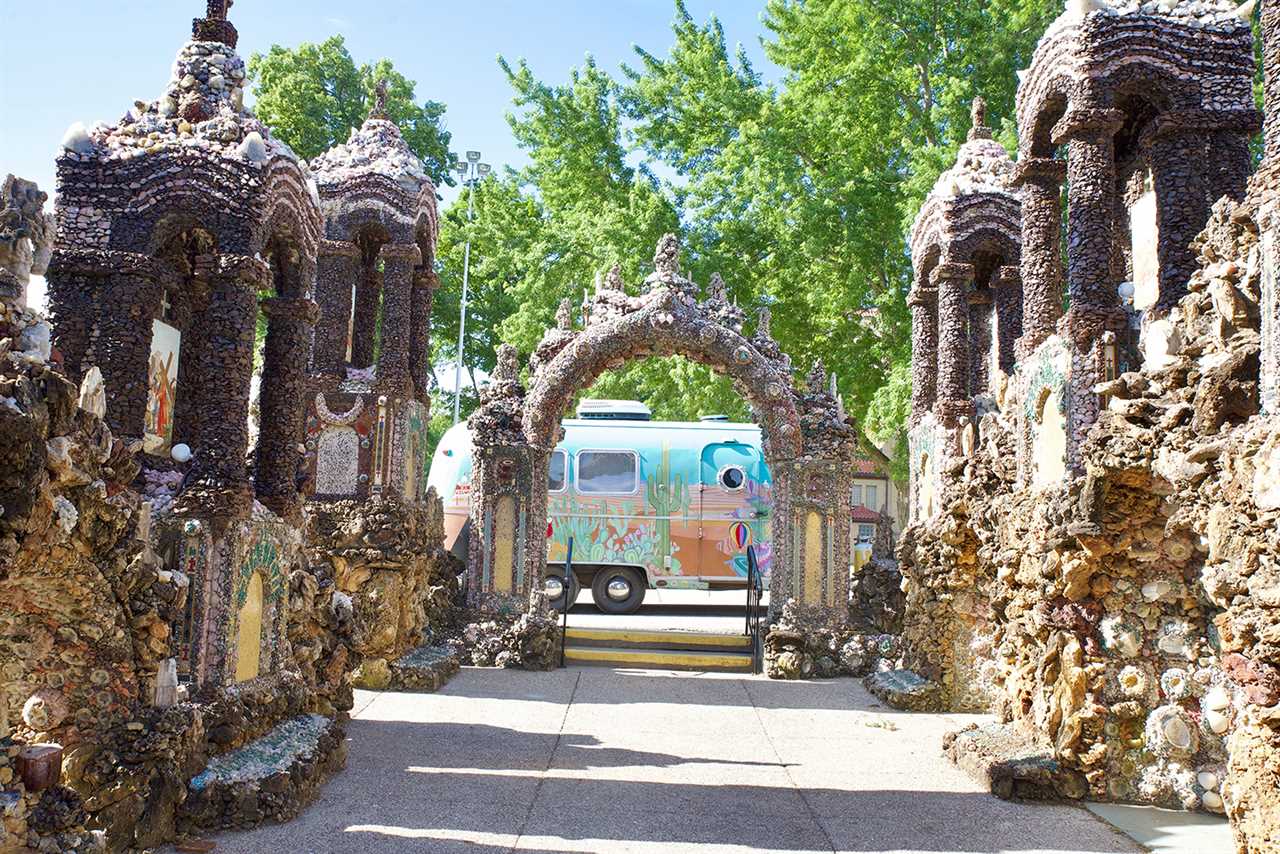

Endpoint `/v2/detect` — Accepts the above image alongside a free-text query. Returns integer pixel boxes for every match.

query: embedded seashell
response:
[1141,580,1172,601]
[1205,685,1231,711]
[1205,708,1231,734]
[1118,665,1147,698]
[1202,790,1224,812]
[1161,668,1188,699]
[22,689,68,731]
[1158,633,1185,655]
[1163,715,1193,750]
[1197,771,1219,791]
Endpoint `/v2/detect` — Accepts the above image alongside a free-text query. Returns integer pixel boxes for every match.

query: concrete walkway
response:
[200,667,1150,854]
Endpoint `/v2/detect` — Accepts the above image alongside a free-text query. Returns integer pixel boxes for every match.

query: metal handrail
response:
[745,545,764,674]
[559,537,574,668]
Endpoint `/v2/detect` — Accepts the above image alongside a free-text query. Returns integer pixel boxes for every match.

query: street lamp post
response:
[452,150,491,425]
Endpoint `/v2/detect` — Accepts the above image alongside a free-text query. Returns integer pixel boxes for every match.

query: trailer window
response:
[548,450,567,492]
[719,465,745,491]
[576,450,638,494]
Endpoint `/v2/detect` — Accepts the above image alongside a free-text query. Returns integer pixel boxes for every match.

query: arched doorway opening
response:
[465,236,859,629]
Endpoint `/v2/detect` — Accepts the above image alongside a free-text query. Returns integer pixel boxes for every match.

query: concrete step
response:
[564,626,751,652]
[563,645,755,672]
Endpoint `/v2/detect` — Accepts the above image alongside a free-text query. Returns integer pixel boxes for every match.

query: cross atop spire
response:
[193,0,238,48]
[968,95,993,141]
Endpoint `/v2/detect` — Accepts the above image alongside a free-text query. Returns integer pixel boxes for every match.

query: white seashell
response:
[1197,771,1219,791]
[1158,633,1185,655]
[1205,685,1231,710]
[1202,790,1224,812]
[1205,708,1231,734]
[1163,715,1193,750]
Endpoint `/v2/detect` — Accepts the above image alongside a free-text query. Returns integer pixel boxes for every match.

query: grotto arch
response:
[466,235,859,626]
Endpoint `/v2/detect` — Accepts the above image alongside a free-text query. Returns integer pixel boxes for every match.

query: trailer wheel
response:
[545,568,580,613]
[590,567,646,615]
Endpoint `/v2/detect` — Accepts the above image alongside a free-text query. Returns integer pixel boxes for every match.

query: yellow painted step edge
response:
[564,627,751,648]
[564,646,753,669]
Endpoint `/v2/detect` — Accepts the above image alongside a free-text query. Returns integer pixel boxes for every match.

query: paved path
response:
[204,668,1144,854]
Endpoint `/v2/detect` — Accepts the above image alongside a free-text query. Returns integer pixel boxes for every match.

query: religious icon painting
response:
[144,319,181,455]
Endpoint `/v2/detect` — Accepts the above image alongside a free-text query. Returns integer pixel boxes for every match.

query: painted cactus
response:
[646,444,691,570]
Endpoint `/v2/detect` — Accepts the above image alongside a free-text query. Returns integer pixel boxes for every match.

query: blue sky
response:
[1,1,779,209]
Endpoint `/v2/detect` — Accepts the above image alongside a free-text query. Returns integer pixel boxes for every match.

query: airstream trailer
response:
[426,400,773,614]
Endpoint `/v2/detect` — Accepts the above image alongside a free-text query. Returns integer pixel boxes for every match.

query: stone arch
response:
[467,236,857,625]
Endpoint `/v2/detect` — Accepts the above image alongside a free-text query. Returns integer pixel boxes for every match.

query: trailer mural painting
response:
[428,407,775,610]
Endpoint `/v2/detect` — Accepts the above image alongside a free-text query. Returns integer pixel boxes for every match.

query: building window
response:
[857,524,875,541]
[576,450,638,494]
[851,484,863,506]
[548,450,567,492]
[865,484,878,510]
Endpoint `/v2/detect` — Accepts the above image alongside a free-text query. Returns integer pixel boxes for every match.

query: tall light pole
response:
[452,150,491,425]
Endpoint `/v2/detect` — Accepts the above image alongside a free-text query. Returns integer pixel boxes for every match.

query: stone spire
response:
[370,78,390,121]
[968,95,992,141]
[192,0,238,48]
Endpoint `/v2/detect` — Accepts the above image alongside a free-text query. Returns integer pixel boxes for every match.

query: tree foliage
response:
[437,0,1061,471]
[247,35,455,186]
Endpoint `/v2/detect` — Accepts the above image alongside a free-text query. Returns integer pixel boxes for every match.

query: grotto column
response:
[993,265,1023,376]
[409,269,436,401]
[1061,106,1124,314]
[47,251,160,439]
[1013,158,1066,357]
[1266,0,1280,165]
[1147,117,1210,313]
[177,254,265,515]
[933,261,975,426]
[376,242,420,397]
[256,292,321,520]
[312,239,360,376]
[908,284,938,422]
[968,289,993,396]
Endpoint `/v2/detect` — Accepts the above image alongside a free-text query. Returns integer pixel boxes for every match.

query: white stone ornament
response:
[171,443,192,463]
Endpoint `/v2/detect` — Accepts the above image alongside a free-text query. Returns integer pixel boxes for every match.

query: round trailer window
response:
[719,465,745,490]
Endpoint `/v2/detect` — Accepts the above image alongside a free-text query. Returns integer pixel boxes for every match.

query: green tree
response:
[247,35,455,186]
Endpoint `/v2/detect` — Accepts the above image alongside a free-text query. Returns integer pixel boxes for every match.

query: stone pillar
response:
[933,261,974,424]
[467,443,548,611]
[176,254,267,517]
[907,284,938,424]
[1013,158,1066,357]
[1265,0,1279,164]
[376,243,421,397]
[768,458,851,624]
[410,269,436,402]
[1058,107,1125,312]
[967,290,993,396]
[1147,118,1210,313]
[255,295,320,520]
[313,239,359,376]
[1206,130,1254,205]
[993,266,1023,375]
[350,259,381,369]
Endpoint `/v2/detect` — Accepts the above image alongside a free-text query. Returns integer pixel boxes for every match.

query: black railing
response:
[559,536,574,668]
[745,544,764,674]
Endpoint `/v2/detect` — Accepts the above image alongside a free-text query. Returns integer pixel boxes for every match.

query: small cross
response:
[370,79,389,119]
[160,290,172,320]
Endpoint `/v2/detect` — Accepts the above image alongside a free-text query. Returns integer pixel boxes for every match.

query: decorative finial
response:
[370,79,390,120]
[493,344,519,384]
[193,0,238,47]
[806,359,828,395]
[708,272,727,302]
[967,95,992,141]
[756,306,772,338]
[653,234,680,279]
[604,264,624,291]
[555,298,573,331]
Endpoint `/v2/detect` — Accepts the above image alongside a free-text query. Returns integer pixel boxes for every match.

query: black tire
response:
[546,568,580,613]
[590,566,647,615]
